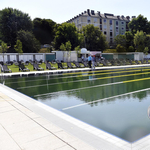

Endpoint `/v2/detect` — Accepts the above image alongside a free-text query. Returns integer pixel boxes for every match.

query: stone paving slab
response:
[0,92,96,150]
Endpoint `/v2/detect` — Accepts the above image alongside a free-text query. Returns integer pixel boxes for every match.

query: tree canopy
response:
[17,30,40,53]
[54,23,79,50]
[128,15,150,34]
[0,8,33,46]
[33,18,56,45]
[81,24,108,51]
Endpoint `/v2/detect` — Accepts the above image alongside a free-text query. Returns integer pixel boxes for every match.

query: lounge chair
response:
[19,64,30,72]
[46,62,56,70]
[73,61,84,68]
[33,63,44,71]
[82,61,89,67]
[1,65,12,73]
[57,62,67,69]
[67,62,77,69]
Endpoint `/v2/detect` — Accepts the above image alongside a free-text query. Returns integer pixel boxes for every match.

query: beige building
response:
[67,9,134,45]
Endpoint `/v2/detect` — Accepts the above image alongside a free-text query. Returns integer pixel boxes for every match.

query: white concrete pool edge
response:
[1,63,150,77]
[1,83,150,150]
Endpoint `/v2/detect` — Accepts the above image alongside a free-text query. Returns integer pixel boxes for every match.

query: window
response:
[104,31,107,35]
[116,21,118,26]
[116,32,119,36]
[110,25,112,31]
[100,24,102,30]
[122,27,124,31]
[100,19,102,24]
[104,25,107,29]
[94,18,97,23]
[110,32,113,37]
[87,17,91,23]
[104,19,106,23]
[121,21,124,25]
[77,19,79,24]
[110,20,112,25]
[116,27,118,32]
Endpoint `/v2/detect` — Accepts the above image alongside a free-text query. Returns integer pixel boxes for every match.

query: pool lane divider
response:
[61,87,150,111]
[18,70,150,90]
[34,74,150,97]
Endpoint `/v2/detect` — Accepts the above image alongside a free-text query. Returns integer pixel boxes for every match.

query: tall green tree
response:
[134,30,146,52]
[81,24,108,51]
[125,31,134,51]
[0,41,8,62]
[33,18,56,45]
[54,23,79,50]
[14,40,23,54]
[17,30,40,53]
[0,8,33,46]
[114,34,126,48]
[65,41,72,62]
[128,15,150,34]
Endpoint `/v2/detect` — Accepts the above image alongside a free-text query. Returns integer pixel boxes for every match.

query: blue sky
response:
[0,0,150,23]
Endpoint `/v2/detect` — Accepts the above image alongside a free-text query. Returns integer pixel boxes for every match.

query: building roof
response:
[67,9,132,23]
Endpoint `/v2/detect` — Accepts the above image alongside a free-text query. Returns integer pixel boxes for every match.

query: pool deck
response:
[1,64,150,150]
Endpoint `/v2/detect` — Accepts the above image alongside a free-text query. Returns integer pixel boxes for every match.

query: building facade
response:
[67,9,133,45]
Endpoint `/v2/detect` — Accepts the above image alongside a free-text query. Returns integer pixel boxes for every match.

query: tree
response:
[81,24,108,51]
[128,15,150,34]
[60,43,66,61]
[33,18,56,45]
[143,47,149,57]
[54,23,79,50]
[14,40,23,61]
[134,30,146,52]
[65,41,72,62]
[14,40,23,54]
[0,8,33,46]
[125,31,134,51]
[116,44,126,52]
[114,34,126,48]
[0,42,8,63]
[17,30,40,53]
[75,46,81,61]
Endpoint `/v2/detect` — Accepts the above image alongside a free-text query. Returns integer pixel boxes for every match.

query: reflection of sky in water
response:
[62,91,150,142]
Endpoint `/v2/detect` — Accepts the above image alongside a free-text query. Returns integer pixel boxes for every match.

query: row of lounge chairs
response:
[1,58,150,73]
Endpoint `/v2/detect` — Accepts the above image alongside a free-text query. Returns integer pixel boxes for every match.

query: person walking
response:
[88,54,92,68]
[92,55,96,70]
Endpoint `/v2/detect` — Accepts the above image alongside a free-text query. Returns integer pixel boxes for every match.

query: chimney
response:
[126,16,130,20]
[97,11,101,17]
[91,10,95,15]
[117,15,120,19]
[87,9,91,16]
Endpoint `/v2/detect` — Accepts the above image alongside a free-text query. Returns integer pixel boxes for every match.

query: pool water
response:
[2,67,150,142]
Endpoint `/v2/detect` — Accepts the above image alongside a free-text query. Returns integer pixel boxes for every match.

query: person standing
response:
[88,54,92,68]
[92,55,96,69]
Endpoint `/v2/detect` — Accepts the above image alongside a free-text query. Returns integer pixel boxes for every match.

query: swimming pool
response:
[2,66,150,142]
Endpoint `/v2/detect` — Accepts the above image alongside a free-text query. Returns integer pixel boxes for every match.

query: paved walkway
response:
[0,91,96,150]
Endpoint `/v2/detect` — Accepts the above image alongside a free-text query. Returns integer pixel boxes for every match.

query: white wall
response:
[53,51,77,62]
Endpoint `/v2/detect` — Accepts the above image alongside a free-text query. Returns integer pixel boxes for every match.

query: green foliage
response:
[33,18,56,44]
[125,31,134,50]
[114,34,126,47]
[14,40,23,54]
[17,30,40,53]
[0,7,33,46]
[116,44,126,52]
[81,24,108,51]
[60,43,66,51]
[0,41,8,62]
[65,41,72,51]
[54,23,79,50]
[128,15,150,34]
[128,46,135,52]
[134,30,146,52]
[143,47,149,55]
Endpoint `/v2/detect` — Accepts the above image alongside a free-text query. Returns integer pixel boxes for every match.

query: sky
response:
[0,0,150,24]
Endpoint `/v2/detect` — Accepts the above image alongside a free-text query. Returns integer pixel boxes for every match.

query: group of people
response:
[88,54,95,69]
